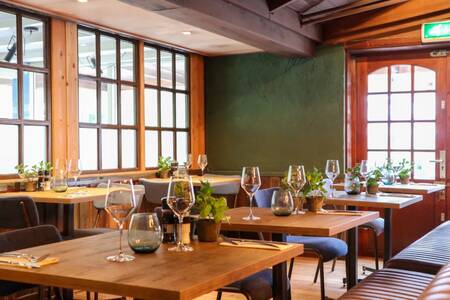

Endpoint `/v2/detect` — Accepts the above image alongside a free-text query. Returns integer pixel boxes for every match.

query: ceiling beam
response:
[120,0,315,56]
[266,0,298,13]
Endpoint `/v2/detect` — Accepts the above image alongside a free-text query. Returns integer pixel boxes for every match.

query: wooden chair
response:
[0,196,40,230]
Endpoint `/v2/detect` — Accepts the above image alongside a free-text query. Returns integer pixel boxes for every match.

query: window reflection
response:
[100,35,116,79]
[0,68,18,119]
[22,17,44,67]
[78,30,96,77]
[0,12,17,64]
[160,50,172,88]
[23,71,46,120]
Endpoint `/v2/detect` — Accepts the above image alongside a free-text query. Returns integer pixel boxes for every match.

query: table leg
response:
[271,233,290,300]
[346,206,358,290]
[383,208,393,265]
[62,204,75,238]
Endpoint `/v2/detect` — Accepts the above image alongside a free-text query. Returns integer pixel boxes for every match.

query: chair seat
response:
[73,228,115,238]
[360,217,385,236]
[286,236,347,262]
[419,263,450,299]
[223,269,274,300]
[0,281,35,297]
[339,268,434,300]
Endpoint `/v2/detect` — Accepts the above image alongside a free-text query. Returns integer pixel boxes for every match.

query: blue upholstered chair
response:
[254,187,348,300]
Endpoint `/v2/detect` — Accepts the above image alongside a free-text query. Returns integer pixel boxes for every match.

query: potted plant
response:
[195,181,229,242]
[344,164,361,195]
[301,168,327,213]
[157,156,171,178]
[37,161,53,191]
[15,164,38,192]
[398,159,413,184]
[366,168,383,195]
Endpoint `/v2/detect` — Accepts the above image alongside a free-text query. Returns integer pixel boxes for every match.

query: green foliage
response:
[195,181,229,224]
[346,164,361,180]
[15,164,37,179]
[382,158,395,171]
[366,168,383,187]
[36,161,53,173]
[301,167,326,197]
[397,159,413,179]
[280,172,294,192]
[157,156,172,172]
[174,181,190,198]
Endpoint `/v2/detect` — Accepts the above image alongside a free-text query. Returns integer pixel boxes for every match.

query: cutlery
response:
[1,253,50,263]
[0,259,40,269]
[221,236,283,249]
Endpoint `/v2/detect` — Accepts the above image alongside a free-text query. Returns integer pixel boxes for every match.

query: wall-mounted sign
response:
[422,21,450,43]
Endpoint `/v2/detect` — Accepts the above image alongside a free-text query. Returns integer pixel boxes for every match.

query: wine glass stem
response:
[119,223,124,256]
[330,180,334,197]
[249,193,254,216]
[74,177,78,188]
[177,216,184,247]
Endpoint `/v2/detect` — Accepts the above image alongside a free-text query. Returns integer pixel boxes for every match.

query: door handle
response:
[428,151,446,178]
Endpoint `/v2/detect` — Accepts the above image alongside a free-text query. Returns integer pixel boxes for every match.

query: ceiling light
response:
[77,0,88,3]
[181,31,192,35]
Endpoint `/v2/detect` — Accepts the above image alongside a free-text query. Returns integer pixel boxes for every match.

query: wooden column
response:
[137,41,146,171]
[190,54,205,169]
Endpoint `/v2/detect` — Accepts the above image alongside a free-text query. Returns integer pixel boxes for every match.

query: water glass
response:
[128,213,163,253]
[52,169,68,193]
[271,190,294,216]
[68,159,82,187]
[325,160,340,196]
[241,166,261,221]
[287,165,306,214]
[197,154,208,175]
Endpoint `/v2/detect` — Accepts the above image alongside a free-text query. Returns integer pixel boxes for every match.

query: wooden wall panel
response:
[190,54,205,169]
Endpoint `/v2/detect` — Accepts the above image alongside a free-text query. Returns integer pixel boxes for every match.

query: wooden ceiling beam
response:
[266,0,298,13]
[120,0,316,56]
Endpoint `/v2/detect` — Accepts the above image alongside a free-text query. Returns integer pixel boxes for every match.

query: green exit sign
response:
[422,21,450,43]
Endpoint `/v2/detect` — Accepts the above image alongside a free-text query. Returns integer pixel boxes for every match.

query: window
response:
[144,46,189,168]
[0,9,49,175]
[366,64,437,180]
[78,27,137,171]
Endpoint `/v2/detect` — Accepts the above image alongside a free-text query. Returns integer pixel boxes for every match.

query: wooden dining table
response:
[325,191,423,263]
[144,174,241,187]
[0,232,303,300]
[334,182,445,195]
[221,207,379,289]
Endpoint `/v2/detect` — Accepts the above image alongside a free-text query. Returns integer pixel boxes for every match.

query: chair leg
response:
[93,209,101,228]
[373,230,379,270]
[288,257,295,279]
[55,288,64,300]
[94,292,99,300]
[216,291,222,300]
[319,258,325,300]
[331,258,337,272]
[313,259,320,283]
[86,291,91,300]
[257,232,264,240]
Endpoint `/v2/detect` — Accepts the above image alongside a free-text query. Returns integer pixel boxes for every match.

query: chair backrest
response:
[204,174,241,195]
[140,178,170,205]
[0,225,61,252]
[0,196,40,229]
[93,183,145,210]
[254,187,279,208]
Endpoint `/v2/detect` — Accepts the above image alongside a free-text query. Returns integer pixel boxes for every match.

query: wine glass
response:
[287,165,307,215]
[105,180,137,262]
[197,154,208,176]
[241,166,261,221]
[360,160,369,181]
[325,160,340,197]
[185,154,193,170]
[166,176,195,252]
[68,159,82,188]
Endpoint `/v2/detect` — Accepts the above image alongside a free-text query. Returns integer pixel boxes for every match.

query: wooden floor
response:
[75,256,377,300]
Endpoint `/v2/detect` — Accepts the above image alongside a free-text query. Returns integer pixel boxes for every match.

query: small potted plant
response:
[15,164,38,192]
[302,168,327,213]
[344,164,361,195]
[37,161,53,191]
[157,156,171,178]
[195,181,229,242]
[398,159,413,185]
[366,168,383,195]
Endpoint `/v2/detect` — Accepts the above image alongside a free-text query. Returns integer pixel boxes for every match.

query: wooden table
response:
[325,191,423,263]
[0,188,107,237]
[221,207,379,289]
[334,182,445,195]
[0,232,303,300]
[145,174,240,187]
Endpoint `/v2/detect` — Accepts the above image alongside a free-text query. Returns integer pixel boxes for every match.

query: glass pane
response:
[161,131,174,159]
[414,151,435,180]
[145,130,158,168]
[368,67,388,93]
[0,68,18,119]
[414,66,435,91]
[144,46,157,85]
[100,35,116,79]
[367,94,388,121]
[79,128,98,170]
[121,85,135,125]
[391,65,411,92]
[144,88,158,127]
[79,78,97,123]
[0,12,17,64]
[390,122,411,150]
[22,17,44,67]
[23,71,46,120]
[120,40,134,82]
[367,123,388,150]
[176,93,188,128]
[367,151,388,168]
[24,126,46,166]
[390,151,411,165]
[175,54,187,90]
[78,30,96,77]
[414,92,435,120]
[121,129,136,169]
[161,91,173,127]
[176,132,188,164]
[390,93,411,121]
[160,50,173,88]
[414,122,435,150]
[0,125,18,173]
[101,129,118,169]
[101,82,117,124]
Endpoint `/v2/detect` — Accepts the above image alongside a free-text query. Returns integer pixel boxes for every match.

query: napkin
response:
[316,210,363,216]
[219,240,293,251]
[0,256,59,268]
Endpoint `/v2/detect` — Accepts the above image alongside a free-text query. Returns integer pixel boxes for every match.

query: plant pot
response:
[158,170,169,179]
[25,181,37,192]
[306,196,324,213]
[399,175,410,185]
[197,219,221,242]
[367,184,379,195]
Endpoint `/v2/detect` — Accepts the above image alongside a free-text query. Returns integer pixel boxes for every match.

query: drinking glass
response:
[68,159,82,187]
[271,190,294,216]
[287,165,306,215]
[105,180,137,262]
[325,160,340,197]
[128,213,163,253]
[241,166,261,221]
[197,154,208,176]
[185,154,193,170]
[167,176,195,252]
[360,160,369,181]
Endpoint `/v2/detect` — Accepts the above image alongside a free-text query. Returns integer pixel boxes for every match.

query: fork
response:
[221,236,282,249]
[1,253,49,263]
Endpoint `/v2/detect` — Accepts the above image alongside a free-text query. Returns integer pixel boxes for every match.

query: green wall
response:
[204,46,345,175]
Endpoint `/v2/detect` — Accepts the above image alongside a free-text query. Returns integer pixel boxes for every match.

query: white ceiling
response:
[12,0,260,56]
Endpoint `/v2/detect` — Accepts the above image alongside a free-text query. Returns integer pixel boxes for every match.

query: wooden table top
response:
[334,182,445,195]
[221,207,379,236]
[0,232,303,300]
[326,191,423,209]
[144,174,240,186]
[0,187,107,204]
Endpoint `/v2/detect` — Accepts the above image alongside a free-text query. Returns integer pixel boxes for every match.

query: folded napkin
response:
[316,210,363,216]
[0,256,59,269]
[219,239,293,251]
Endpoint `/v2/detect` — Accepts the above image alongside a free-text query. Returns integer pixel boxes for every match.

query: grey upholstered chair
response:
[206,174,241,208]
[140,178,170,205]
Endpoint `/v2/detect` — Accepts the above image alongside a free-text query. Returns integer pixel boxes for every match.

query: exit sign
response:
[422,21,450,43]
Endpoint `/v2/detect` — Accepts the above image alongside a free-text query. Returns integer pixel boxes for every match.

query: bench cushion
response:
[386,221,450,274]
[339,268,434,300]
[419,263,450,300]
